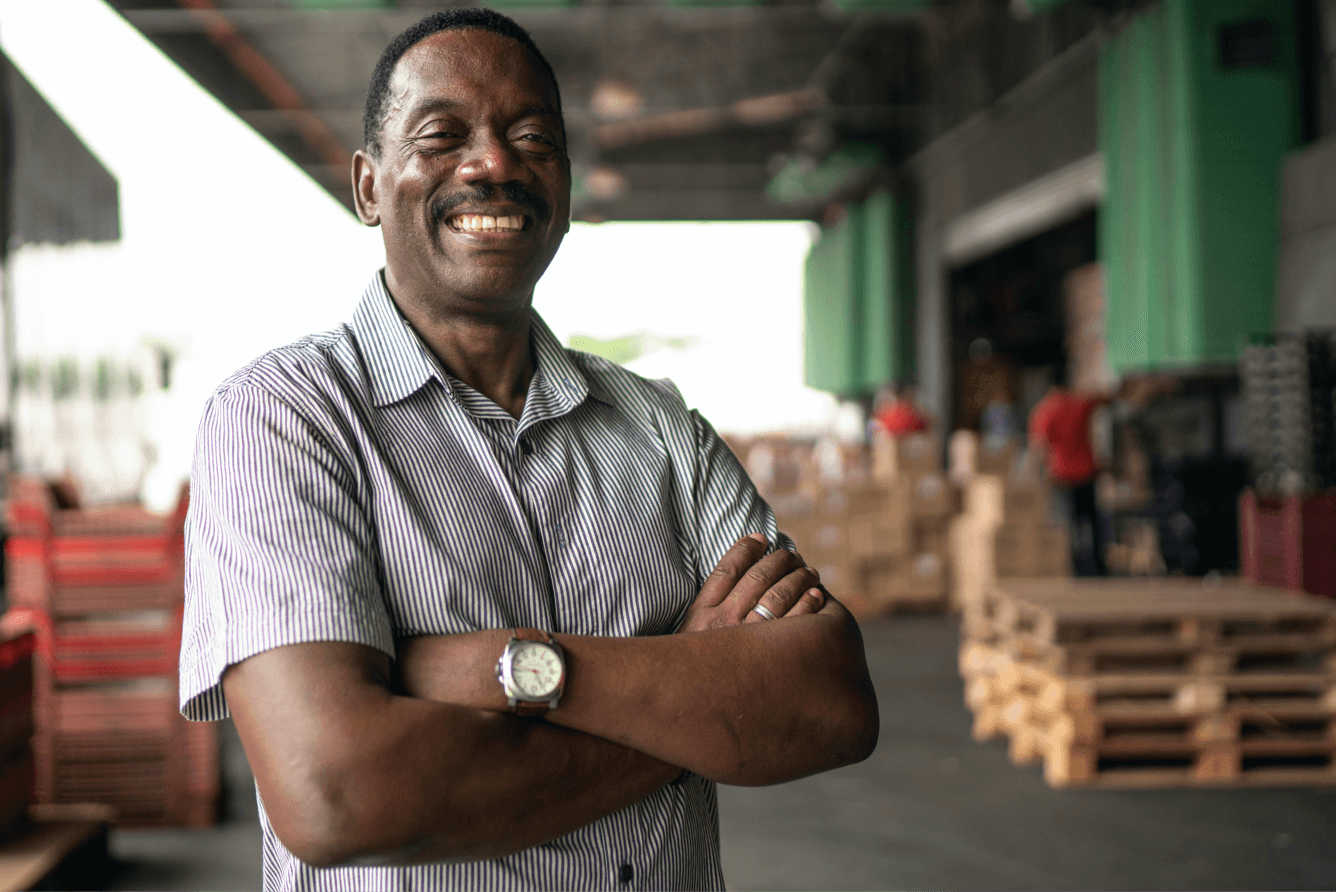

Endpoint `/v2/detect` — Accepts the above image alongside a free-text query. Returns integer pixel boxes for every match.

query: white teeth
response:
[450,214,525,232]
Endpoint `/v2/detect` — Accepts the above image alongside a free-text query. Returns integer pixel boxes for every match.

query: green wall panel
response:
[803,190,916,396]
[859,189,915,388]
[1099,0,1299,374]
[803,208,862,395]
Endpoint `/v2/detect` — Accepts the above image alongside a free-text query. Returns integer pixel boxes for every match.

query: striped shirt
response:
[181,272,789,892]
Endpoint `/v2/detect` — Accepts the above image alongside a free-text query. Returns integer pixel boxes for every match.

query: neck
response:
[391,288,535,419]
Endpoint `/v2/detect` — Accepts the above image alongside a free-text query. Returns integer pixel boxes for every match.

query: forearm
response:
[341,700,678,864]
[398,603,878,786]
[224,647,678,868]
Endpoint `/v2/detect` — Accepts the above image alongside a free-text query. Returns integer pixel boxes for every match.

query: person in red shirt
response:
[872,383,930,437]
[1029,367,1112,576]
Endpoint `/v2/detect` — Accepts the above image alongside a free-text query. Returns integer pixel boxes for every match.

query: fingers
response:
[743,565,822,622]
[695,533,768,609]
[725,547,803,618]
[780,585,828,618]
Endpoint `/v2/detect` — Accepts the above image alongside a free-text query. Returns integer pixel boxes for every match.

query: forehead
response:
[388,28,558,118]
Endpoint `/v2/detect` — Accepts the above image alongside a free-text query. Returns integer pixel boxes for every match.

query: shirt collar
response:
[350,271,600,420]
[350,272,437,408]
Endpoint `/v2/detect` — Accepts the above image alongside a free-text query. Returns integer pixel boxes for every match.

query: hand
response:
[679,534,825,633]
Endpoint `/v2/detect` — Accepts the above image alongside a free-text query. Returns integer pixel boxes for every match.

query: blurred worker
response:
[979,381,1018,448]
[872,382,930,437]
[179,9,877,892]
[1028,365,1110,576]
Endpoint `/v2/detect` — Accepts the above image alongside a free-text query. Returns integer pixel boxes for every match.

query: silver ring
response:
[750,603,777,621]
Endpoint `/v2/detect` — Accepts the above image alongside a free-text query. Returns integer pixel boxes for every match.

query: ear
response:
[351,149,381,226]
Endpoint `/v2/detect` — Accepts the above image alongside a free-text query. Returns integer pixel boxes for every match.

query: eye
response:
[514,131,561,154]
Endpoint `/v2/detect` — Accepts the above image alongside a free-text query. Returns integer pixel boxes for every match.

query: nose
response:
[456,131,526,185]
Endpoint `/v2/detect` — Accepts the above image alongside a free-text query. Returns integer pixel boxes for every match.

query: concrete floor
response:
[103,615,1336,890]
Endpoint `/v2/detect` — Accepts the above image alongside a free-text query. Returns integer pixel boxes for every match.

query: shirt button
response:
[518,439,533,456]
[618,864,634,884]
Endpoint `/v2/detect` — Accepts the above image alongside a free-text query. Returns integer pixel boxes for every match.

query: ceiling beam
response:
[115,4,904,35]
[594,87,827,152]
[168,0,349,172]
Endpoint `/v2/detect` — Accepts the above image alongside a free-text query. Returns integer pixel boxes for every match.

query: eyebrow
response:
[404,98,561,128]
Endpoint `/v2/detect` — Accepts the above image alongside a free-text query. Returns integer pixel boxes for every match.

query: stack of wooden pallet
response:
[961,578,1336,788]
[2,479,217,826]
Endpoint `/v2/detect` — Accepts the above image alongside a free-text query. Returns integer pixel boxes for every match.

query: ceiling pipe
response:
[595,87,828,152]
[174,0,350,174]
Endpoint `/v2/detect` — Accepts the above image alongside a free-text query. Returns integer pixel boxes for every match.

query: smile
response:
[447,214,529,233]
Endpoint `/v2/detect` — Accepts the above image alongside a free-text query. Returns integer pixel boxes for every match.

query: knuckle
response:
[744,566,771,584]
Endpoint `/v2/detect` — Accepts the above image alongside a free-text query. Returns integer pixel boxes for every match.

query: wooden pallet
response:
[1030,669,1336,715]
[1009,698,1336,758]
[981,579,1336,648]
[998,634,1336,676]
[1039,733,1336,788]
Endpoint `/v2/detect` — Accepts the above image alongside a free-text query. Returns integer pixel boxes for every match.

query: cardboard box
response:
[907,472,956,519]
[786,518,849,566]
[900,552,947,598]
[871,432,939,479]
[913,518,950,557]
[949,430,1019,481]
[817,481,902,519]
[847,515,912,561]
[963,475,1049,526]
[993,523,1071,577]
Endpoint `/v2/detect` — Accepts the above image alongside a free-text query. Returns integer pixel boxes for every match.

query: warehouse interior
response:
[1,0,1335,889]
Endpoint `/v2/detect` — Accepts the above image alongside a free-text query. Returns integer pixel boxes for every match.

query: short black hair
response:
[361,8,562,157]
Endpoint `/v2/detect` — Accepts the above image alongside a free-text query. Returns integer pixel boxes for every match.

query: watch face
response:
[510,642,562,699]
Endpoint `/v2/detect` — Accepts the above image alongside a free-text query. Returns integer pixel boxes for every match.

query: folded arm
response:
[397,537,880,786]
[224,641,680,868]
[224,538,877,868]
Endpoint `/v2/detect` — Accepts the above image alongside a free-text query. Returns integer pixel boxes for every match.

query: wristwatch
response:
[496,628,565,716]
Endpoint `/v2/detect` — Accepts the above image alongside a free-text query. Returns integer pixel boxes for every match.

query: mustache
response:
[430,183,551,228]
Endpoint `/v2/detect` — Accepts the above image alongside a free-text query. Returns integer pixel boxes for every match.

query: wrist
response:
[496,628,566,716]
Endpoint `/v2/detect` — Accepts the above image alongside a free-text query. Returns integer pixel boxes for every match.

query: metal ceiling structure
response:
[107,0,1105,221]
[2,53,120,246]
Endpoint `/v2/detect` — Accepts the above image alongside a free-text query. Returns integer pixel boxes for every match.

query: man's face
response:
[355,28,571,318]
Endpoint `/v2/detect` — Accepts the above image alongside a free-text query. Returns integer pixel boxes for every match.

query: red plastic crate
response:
[35,679,177,737]
[1239,490,1336,598]
[5,537,183,616]
[32,717,218,827]
[5,476,188,541]
[4,608,181,684]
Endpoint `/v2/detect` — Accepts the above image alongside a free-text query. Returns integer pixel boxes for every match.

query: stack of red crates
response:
[1238,489,1336,599]
[2,477,218,826]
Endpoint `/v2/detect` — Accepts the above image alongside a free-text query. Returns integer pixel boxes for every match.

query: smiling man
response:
[181,9,878,892]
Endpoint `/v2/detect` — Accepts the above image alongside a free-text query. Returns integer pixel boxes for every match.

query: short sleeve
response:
[687,409,794,582]
[180,383,392,721]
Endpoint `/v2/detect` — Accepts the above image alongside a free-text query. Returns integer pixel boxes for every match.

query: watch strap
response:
[512,627,551,645]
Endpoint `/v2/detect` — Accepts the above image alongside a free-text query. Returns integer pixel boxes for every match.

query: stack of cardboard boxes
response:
[744,433,957,616]
[774,478,911,617]
[869,433,957,611]
[948,433,1071,614]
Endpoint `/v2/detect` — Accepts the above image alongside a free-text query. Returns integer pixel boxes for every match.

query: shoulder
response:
[568,349,692,421]
[210,325,362,413]
[197,326,372,456]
